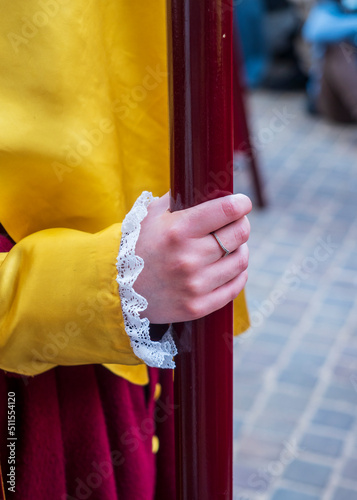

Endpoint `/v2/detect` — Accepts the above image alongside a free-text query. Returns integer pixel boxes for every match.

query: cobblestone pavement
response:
[233,90,357,500]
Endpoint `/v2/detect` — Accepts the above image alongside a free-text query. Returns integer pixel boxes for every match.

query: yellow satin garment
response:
[0,0,249,385]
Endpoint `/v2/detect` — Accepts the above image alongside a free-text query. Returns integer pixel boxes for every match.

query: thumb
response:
[147,191,170,215]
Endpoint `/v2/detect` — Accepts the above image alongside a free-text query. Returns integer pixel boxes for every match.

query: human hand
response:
[134,192,252,324]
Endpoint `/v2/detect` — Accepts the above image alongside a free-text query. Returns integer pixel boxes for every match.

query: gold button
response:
[152,435,160,454]
[154,383,162,401]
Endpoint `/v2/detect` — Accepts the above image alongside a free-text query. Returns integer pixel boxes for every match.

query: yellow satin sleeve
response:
[0,224,150,382]
[234,295,250,335]
[0,0,249,386]
[0,224,248,385]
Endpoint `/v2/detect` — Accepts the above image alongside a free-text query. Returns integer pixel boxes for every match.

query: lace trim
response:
[116,191,177,369]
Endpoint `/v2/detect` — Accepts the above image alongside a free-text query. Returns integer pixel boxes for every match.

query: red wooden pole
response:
[232,30,266,208]
[166,1,234,499]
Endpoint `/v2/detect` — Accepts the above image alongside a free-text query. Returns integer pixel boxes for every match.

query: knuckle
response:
[184,299,204,321]
[221,197,239,219]
[243,216,251,239]
[172,255,191,277]
[243,195,253,214]
[229,288,238,302]
[185,277,201,298]
[238,245,249,271]
[230,272,248,301]
[172,253,199,279]
[165,222,183,246]
[235,217,250,244]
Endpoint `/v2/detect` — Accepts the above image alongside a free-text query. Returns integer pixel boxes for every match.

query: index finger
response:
[181,194,252,237]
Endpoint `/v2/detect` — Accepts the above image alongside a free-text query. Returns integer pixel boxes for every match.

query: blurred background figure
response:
[303,0,357,122]
[232,2,357,500]
[234,0,309,90]
[234,0,269,88]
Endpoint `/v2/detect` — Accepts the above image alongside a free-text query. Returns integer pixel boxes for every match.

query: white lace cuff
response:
[116,191,177,369]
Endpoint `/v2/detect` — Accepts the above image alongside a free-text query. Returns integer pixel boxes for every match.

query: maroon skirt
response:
[0,234,175,500]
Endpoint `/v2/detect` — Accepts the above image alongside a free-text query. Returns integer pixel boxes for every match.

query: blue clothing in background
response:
[234,0,269,87]
[303,1,357,110]
[303,1,357,44]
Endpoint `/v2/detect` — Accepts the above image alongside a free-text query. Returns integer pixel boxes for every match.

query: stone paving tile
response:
[278,369,318,390]
[301,331,336,346]
[234,418,244,440]
[342,347,357,357]
[283,459,332,489]
[299,432,344,458]
[323,297,355,311]
[319,301,354,318]
[233,89,357,500]
[270,489,319,500]
[234,463,265,490]
[253,417,298,439]
[312,314,347,328]
[253,332,290,347]
[311,408,356,431]
[235,393,257,413]
[263,392,310,416]
[333,363,357,384]
[342,458,357,482]
[289,351,326,369]
[343,254,357,271]
[237,434,286,462]
[299,339,333,356]
[242,349,280,367]
[324,384,357,405]
[332,487,357,500]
